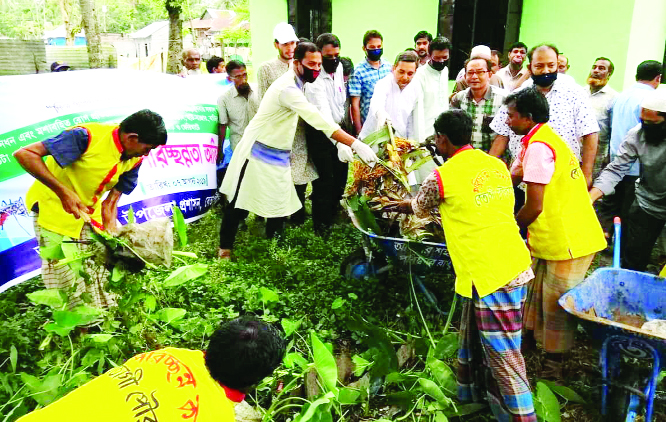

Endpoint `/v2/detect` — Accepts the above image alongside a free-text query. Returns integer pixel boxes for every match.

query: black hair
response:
[363,30,383,47]
[636,60,662,82]
[594,56,615,75]
[464,57,492,72]
[429,36,451,55]
[206,56,224,73]
[509,41,528,52]
[414,30,432,44]
[394,50,419,67]
[205,316,286,390]
[340,57,354,77]
[298,37,311,43]
[294,42,320,62]
[225,60,246,75]
[316,33,340,50]
[527,43,559,63]
[504,87,550,123]
[491,50,501,59]
[434,110,473,146]
[119,109,167,146]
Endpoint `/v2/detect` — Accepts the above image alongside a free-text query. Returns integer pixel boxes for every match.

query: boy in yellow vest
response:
[17,316,286,422]
[389,110,536,422]
[14,110,167,309]
[505,88,606,379]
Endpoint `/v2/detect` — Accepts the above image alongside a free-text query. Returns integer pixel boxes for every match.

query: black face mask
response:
[531,72,557,87]
[366,48,383,62]
[299,64,320,83]
[322,57,340,74]
[429,60,448,72]
[642,120,666,145]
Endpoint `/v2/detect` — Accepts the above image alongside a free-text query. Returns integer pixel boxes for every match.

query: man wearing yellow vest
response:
[505,88,606,379]
[14,110,167,309]
[17,316,286,422]
[389,110,536,422]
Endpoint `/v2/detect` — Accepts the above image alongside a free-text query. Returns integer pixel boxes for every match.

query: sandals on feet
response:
[218,248,232,260]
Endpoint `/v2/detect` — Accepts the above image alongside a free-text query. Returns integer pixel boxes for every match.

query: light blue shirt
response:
[609,82,655,176]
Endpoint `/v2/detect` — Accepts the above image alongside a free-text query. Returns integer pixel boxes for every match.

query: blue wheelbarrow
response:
[559,218,666,422]
[341,203,454,315]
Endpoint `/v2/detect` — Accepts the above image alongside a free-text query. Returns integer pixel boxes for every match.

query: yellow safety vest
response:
[17,347,239,422]
[436,147,532,298]
[522,124,606,260]
[26,123,142,238]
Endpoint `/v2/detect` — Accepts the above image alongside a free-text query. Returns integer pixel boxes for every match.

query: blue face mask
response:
[366,48,383,61]
[531,72,557,87]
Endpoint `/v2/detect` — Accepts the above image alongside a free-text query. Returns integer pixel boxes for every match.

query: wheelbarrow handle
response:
[613,217,621,269]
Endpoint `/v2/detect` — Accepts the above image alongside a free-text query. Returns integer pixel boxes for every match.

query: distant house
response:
[184,9,249,60]
[43,26,86,46]
[130,20,169,61]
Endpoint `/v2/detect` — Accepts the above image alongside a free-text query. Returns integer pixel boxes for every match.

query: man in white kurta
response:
[359,52,420,140]
[218,43,377,258]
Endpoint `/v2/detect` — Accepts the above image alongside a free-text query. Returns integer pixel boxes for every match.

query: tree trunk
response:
[79,0,103,68]
[166,0,183,74]
[58,0,75,46]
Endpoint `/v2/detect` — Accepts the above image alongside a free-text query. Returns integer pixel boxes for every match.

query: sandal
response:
[218,248,232,260]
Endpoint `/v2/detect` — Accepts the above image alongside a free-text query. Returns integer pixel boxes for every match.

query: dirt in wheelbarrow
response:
[562,296,649,330]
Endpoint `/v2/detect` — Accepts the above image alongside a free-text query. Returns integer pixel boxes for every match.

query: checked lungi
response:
[523,253,595,353]
[457,275,536,422]
[34,217,116,310]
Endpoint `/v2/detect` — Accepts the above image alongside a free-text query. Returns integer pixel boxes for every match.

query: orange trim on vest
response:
[222,384,245,403]
[451,144,473,157]
[112,127,123,153]
[91,164,119,205]
[433,170,445,200]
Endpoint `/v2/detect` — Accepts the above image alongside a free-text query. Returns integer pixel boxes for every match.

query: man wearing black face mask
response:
[411,36,451,143]
[591,90,666,271]
[304,33,354,234]
[490,44,599,188]
[348,30,392,135]
[218,42,377,259]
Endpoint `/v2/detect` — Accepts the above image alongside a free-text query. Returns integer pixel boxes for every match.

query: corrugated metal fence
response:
[0,40,117,76]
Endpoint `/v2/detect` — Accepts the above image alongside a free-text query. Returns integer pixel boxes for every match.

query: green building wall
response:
[520,0,666,91]
[248,0,288,71]
[332,0,438,70]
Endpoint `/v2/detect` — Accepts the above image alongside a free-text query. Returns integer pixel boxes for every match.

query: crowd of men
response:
[12,20,666,422]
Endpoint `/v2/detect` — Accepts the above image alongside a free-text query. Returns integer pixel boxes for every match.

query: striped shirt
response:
[347,59,392,123]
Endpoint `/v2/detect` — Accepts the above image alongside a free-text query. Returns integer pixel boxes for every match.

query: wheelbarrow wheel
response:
[340,248,375,280]
[606,367,643,422]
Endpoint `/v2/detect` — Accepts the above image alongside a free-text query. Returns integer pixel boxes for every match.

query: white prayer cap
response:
[470,45,492,61]
[641,89,666,113]
[273,22,299,45]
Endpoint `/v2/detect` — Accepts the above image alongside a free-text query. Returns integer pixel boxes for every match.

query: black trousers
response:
[597,175,638,236]
[622,200,665,271]
[305,124,349,233]
[290,184,308,225]
[219,161,290,249]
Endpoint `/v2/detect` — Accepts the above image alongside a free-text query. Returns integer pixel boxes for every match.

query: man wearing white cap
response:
[452,45,504,94]
[590,89,666,271]
[257,22,299,99]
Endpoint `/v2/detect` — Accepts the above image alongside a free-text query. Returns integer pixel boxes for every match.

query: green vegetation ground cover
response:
[0,210,664,421]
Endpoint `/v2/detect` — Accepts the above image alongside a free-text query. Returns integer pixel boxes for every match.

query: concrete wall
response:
[249,0,288,68]
[520,0,666,91]
[623,0,666,89]
[520,0,636,91]
[332,0,438,70]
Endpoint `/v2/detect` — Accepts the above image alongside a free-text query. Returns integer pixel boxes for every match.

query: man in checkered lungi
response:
[390,110,536,421]
[14,110,167,309]
[506,88,606,379]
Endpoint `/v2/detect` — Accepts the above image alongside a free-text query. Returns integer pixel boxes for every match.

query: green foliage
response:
[172,205,188,247]
[310,331,339,397]
[162,263,208,287]
[534,381,562,422]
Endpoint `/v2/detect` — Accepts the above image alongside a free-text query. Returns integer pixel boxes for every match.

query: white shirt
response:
[583,84,618,147]
[411,64,450,141]
[495,66,527,92]
[490,78,600,160]
[220,69,340,217]
[304,64,346,125]
[359,74,418,140]
[217,84,260,150]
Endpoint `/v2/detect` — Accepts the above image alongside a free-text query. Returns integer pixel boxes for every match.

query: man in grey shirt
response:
[590,90,666,271]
